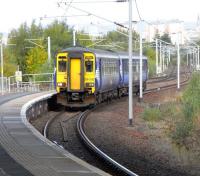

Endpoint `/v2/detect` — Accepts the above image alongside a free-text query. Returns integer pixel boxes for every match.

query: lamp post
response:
[128,0,133,126]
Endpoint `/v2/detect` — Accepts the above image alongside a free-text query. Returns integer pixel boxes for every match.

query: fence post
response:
[8,77,10,93]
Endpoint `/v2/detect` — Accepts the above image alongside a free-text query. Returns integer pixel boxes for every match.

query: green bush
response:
[171,120,193,144]
[160,103,177,118]
[148,59,156,77]
[170,73,200,144]
[182,72,200,116]
[143,108,162,122]
[181,103,195,121]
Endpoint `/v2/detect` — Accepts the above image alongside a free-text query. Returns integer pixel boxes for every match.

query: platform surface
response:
[0,93,110,176]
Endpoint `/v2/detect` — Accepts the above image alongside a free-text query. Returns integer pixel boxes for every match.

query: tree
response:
[143,47,156,77]
[0,47,17,77]
[93,28,139,51]
[8,23,29,73]
[160,33,172,44]
[153,29,161,40]
[76,30,93,47]
[44,20,73,55]
[26,45,47,74]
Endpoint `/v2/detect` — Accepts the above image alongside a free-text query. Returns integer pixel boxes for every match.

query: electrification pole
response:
[156,39,158,74]
[73,29,76,46]
[128,0,133,126]
[198,46,199,69]
[177,35,180,89]
[160,41,162,73]
[163,48,165,71]
[139,21,143,101]
[196,50,198,69]
[0,42,3,94]
[48,36,51,63]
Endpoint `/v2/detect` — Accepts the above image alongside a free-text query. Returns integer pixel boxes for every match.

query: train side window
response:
[58,61,67,72]
[143,60,147,70]
[85,61,93,72]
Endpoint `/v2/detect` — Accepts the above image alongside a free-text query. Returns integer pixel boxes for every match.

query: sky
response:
[0,0,200,34]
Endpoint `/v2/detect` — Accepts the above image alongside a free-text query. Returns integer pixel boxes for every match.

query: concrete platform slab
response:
[0,92,111,176]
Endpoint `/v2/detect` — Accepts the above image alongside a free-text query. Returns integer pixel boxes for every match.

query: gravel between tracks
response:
[84,89,198,176]
[31,109,120,176]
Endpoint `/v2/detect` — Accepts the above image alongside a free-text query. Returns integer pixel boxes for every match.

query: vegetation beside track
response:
[142,73,200,148]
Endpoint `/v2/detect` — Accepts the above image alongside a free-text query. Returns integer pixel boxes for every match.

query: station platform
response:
[0,92,110,176]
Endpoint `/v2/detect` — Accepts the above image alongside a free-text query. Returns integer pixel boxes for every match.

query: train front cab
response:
[56,53,67,93]
[66,51,96,106]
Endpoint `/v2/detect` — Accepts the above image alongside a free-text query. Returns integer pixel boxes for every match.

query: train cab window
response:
[85,61,93,72]
[58,61,67,72]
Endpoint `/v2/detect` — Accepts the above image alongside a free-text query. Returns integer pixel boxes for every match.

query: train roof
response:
[61,46,147,60]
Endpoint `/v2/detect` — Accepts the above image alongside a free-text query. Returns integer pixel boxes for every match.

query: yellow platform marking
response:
[70,58,81,90]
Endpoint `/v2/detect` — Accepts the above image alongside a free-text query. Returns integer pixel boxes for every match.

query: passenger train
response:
[54,47,148,107]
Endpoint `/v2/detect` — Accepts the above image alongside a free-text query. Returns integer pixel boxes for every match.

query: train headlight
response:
[86,83,94,87]
[57,82,66,87]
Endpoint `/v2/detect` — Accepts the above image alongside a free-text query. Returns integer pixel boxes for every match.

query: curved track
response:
[77,109,138,176]
[145,70,190,94]
[40,70,191,176]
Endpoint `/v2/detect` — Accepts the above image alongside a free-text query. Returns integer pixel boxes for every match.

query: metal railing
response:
[1,73,54,94]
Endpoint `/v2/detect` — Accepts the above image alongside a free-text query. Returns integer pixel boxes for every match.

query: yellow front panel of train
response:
[56,53,67,93]
[70,58,81,90]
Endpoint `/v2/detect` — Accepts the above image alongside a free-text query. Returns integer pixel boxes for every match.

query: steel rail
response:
[43,111,65,138]
[77,110,138,176]
[145,72,190,94]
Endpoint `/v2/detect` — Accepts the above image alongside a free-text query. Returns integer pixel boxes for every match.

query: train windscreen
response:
[58,61,67,72]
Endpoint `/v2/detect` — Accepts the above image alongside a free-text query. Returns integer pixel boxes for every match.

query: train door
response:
[70,58,81,90]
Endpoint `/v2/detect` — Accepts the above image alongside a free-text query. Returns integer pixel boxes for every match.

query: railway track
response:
[148,66,191,84]
[77,109,138,176]
[75,72,191,176]
[145,71,190,94]
[32,71,192,176]
[42,107,137,176]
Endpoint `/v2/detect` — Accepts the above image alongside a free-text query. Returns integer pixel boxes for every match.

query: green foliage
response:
[44,20,73,54]
[154,31,172,44]
[8,23,30,73]
[143,108,162,122]
[5,20,74,75]
[4,20,141,75]
[37,59,54,74]
[153,30,160,40]
[26,46,48,74]
[76,30,93,47]
[169,73,200,144]
[182,72,200,116]
[160,103,178,118]
[171,120,193,144]
[0,62,17,77]
[96,29,139,51]
[160,33,172,44]
[143,47,156,77]
[0,47,17,77]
